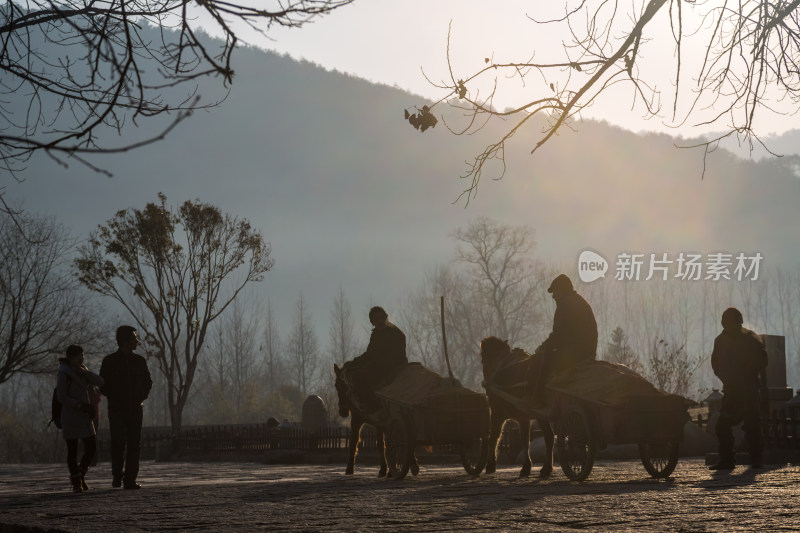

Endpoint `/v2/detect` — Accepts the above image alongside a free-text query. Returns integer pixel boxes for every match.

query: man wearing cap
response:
[709,307,768,470]
[344,306,407,414]
[524,274,598,410]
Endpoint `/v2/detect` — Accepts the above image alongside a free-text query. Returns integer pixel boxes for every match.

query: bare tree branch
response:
[407,1,800,202]
[0,209,103,384]
[0,0,353,177]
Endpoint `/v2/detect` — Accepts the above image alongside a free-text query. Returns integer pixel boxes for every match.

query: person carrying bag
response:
[57,344,104,493]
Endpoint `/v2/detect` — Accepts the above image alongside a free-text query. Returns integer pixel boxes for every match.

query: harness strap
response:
[484,383,526,408]
[485,350,518,387]
[485,350,530,389]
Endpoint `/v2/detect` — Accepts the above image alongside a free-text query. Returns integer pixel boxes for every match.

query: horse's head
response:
[480,336,511,366]
[333,363,351,418]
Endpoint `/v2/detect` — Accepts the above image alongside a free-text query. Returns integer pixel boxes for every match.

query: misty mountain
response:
[7,37,800,339]
[709,129,800,161]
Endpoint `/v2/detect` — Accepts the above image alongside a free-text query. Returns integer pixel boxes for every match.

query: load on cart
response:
[481,336,692,481]
[335,360,490,479]
[334,303,490,479]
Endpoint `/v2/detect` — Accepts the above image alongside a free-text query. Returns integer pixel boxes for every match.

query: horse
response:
[333,362,419,477]
[479,336,554,478]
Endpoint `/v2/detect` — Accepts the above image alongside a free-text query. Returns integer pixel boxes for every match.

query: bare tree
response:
[75,192,273,432]
[400,223,552,390]
[322,286,358,419]
[0,0,353,179]
[286,293,319,396]
[647,338,699,398]
[328,286,358,365]
[263,296,282,397]
[400,265,482,383]
[208,295,262,418]
[408,1,800,201]
[193,295,264,424]
[451,216,549,348]
[0,210,101,384]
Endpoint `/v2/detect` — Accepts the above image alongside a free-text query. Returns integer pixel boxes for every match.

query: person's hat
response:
[548,274,574,294]
[369,306,388,321]
[721,307,743,325]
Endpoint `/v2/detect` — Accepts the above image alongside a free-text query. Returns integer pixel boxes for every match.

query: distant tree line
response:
[2,202,800,462]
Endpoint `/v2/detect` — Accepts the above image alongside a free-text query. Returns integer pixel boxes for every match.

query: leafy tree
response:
[270,384,305,421]
[0,210,101,384]
[604,326,644,375]
[0,0,353,178]
[409,1,800,200]
[75,193,273,432]
[195,381,237,425]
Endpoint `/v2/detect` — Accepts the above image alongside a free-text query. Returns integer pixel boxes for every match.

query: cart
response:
[367,362,491,479]
[545,385,690,481]
[502,360,691,482]
[488,361,693,481]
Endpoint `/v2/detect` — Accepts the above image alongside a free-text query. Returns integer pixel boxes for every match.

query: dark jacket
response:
[536,289,598,367]
[711,327,768,394]
[352,321,407,383]
[57,360,104,440]
[99,350,153,412]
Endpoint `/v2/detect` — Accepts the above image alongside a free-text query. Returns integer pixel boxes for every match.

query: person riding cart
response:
[522,274,598,410]
[344,306,407,415]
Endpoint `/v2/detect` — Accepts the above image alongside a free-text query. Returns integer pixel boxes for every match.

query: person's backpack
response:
[49,374,70,429]
[49,387,62,429]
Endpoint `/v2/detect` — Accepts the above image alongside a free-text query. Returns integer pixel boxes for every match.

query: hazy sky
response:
[221,1,799,138]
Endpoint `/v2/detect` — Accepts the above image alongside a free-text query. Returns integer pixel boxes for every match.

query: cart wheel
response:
[460,437,489,475]
[639,441,679,478]
[557,407,595,482]
[386,416,413,480]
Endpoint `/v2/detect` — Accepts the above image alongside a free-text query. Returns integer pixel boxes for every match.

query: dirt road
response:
[1,459,798,532]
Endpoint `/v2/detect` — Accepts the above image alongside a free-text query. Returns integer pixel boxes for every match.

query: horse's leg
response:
[538,419,554,479]
[377,427,388,478]
[518,418,532,478]
[410,448,419,476]
[346,416,361,475]
[485,412,505,475]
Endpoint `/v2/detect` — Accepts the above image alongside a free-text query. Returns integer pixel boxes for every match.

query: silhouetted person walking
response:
[709,307,768,470]
[524,274,598,409]
[100,326,153,489]
[346,306,407,414]
[57,344,104,493]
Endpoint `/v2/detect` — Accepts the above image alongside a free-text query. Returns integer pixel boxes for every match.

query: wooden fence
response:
[174,425,351,453]
[95,408,800,461]
[688,407,799,450]
[96,422,524,460]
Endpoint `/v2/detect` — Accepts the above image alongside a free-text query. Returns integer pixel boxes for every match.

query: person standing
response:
[57,344,104,493]
[99,326,153,489]
[709,307,768,470]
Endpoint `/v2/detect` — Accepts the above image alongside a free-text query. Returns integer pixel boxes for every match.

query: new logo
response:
[578,250,608,283]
